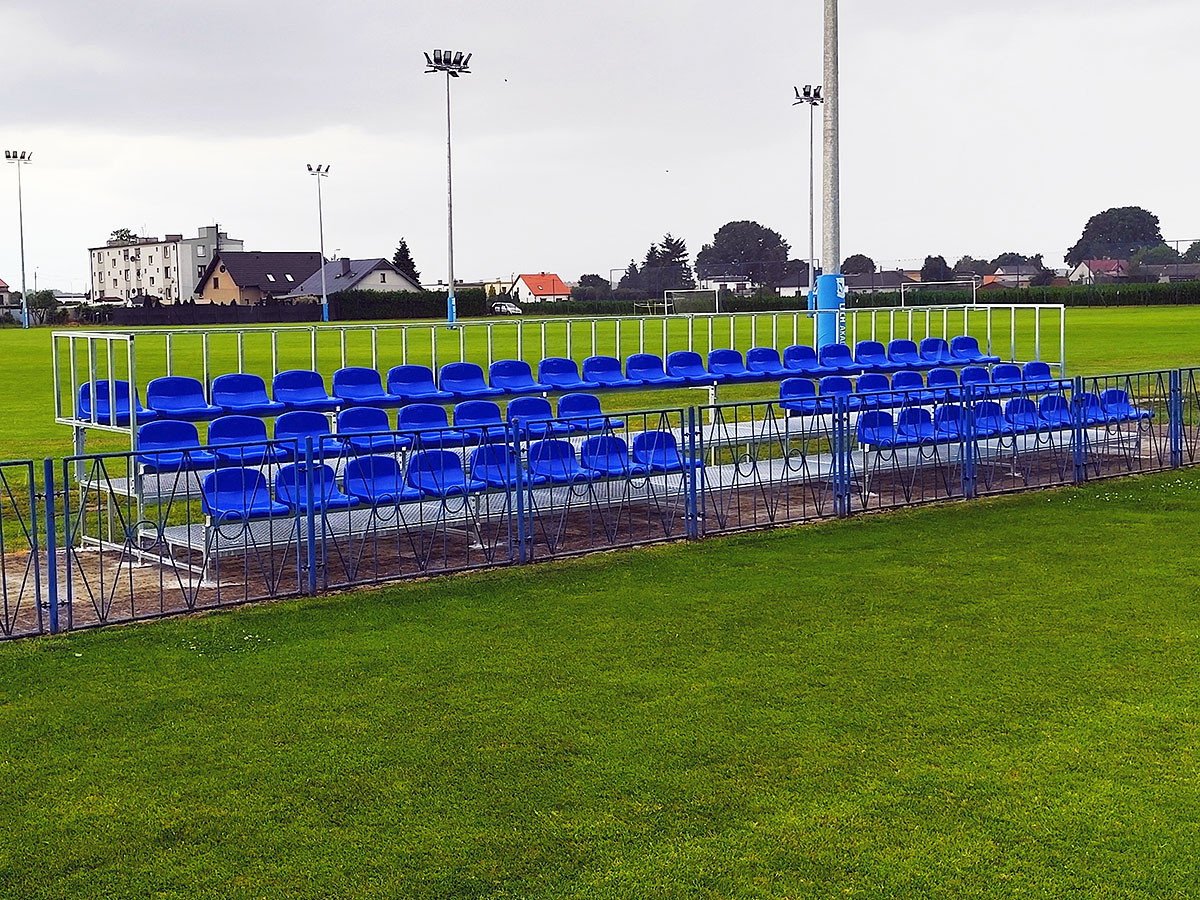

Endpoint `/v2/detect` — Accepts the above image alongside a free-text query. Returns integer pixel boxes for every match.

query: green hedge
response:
[848,281,1200,308]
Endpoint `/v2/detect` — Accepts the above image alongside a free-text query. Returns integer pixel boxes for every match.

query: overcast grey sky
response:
[2,0,1197,292]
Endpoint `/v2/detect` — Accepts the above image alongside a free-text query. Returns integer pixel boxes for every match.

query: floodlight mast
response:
[822,0,841,275]
[5,150,32,328]
[424,48,473,325]
[793,85,823,305]
[307,163,331,322]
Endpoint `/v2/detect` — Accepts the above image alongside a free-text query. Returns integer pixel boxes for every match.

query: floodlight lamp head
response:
[461,52,472,68]
[424,51,433,67]
[814,85,822,100]
[452,51,463,66]
[803,85,812,98]
[433,49,443,66]
[307,163,313,172]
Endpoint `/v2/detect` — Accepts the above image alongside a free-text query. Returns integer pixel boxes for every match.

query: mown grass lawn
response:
[2,467,1198,898]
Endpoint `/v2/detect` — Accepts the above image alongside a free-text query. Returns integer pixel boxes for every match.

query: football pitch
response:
[1,306,1199,897]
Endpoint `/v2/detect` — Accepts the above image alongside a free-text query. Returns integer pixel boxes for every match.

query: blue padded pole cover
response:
[815,274,846,349]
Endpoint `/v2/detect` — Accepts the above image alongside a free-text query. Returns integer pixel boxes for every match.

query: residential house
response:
[1068,259,1129,284]
[283,258,422,300]
[990,265,1042,288]
[843,270,917,292]
[89,225,245,304]
[1145,263,1200,284]
[195,251,323,305]
[698,274,757,296]
[511,273,571,303]
[0,277,12,307]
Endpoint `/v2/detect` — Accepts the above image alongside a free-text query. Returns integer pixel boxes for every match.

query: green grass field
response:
[2,306,1199,897]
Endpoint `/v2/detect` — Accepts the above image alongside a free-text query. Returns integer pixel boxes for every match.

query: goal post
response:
[664,289,720,314]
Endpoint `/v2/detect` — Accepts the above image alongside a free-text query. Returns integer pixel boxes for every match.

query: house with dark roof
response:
[1145,263,1200,284]
[843,269,917,292]
[283,258,421,300]
[195,251,323,304]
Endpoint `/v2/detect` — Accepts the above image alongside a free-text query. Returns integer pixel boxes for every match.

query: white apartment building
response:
[88,225,244,303]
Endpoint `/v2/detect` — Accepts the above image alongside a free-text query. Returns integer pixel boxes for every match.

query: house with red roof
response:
[1068,259,1129,285]
[511,272,571,303]
[0,277,12,306]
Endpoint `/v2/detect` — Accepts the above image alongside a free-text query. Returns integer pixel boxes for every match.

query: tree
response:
[953,256,993,277]
[391,238,421,285]
[1183,241,1200,263]
[1065,206,1165,266]
[991,251,1035,268]
[920,255,954,284]
[639,233,696,297]
[841,254,876,276]
[26,290,59,325]
[109,228,137,244]
[694,221,790,291]
[1132,243,1181,265]
[617,260,642,292]
[782,259,811,289]
[572,273,613,303]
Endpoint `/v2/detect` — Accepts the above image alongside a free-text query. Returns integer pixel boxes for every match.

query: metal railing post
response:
[305,438,318,595]
[962,386,977,499]
[1170,369,1184,468]
[685,406,699,539]
[512,420,527,564]
[42,458,56,635]
[1072,375,1087,483]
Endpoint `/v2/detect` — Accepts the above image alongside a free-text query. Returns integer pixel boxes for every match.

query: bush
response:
[847,281,1200,308]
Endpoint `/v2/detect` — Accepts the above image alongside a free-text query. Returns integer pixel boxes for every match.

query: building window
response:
[164,266,170,278]
[149,277,155,286]
[196,245,206,257]
[112,279,118,288]
[285,274,294,282]
[213,277,220,289]
[380,272,387,283]
[197,265,205,278]
[265,273,276,282]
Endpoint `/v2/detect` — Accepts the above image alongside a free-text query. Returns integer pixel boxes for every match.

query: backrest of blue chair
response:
[858,410,893,438]
[345,454,402,490]
[212,373,267,400]
[79,380,137,412]
[898,407,932,429]
[529,440,575,470]
[139,419,199,449]
[783,345,817,367]
[489,359,532,382]
[819,375,853,396]
[333,367,382,392]
[928,368,959,388]
[557,392,602,418]
[974,400,1003,420]
[276,463,337,501]
[1040,394,1069,414]
[855,340,886,360]
[819,343,852,363]
[454,400,502,426]
[780,377,815,400]
[275,410,330,441]
[1023,361,1051,379]
[387,365,437,391]
[626,353,665,376]
[581,435,627,464]
[338,406,390,433]
[274,369,326,397]
[857,373,889,393]
[746,347,782,368]
[582,355,621,377]
[892,370,924,392]
[666,350,703,372]
[961,366,989,386]
[539,357,579,381]
[1100,388,1129,406]
[633,430,678,456]
[1006,397,1038,418]
[993,364,1021,382]
[408,449,464,480]
[397,403,449,429]
[507,396,552,421]
[202,467,270,508]
[888,339,918,357]
[209,415,267,444]
[708,349,744,372]
[470,444,513,472]
[951,335,980,355]
[148,376,206,404]
[935,405,963,426]
[920,337,950,357]
[440,362,486,388]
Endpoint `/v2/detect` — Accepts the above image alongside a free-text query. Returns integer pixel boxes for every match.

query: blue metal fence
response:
[5,366,1194,639]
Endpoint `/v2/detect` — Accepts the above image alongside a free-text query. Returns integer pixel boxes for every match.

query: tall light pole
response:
[5,150,32,329]
[424,48,472,325]
[793,86,823,305]
[822,0,841,275]
[306,164,331,322]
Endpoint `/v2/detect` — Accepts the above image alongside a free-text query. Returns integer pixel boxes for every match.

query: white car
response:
[491,301,522,316]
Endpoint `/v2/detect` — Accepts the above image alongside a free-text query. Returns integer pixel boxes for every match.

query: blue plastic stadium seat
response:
[1005,397,1043,432]
[666,351,723,386]
[972,401,1008,437]
[782,344,836,377]
[453,400,508,443]
[538,357,600,391]
[950,335,1001,365]
[857,410,898,448]
[488,359,550,395]
[818,343,862,375]
[77,380,157,426]
[343,455,422,505]
[439,362,504,399]
[274,463,360,512]
[385,365,453,404]
[272,370,341,413]
[855,373,895,409]
[745,347,789,377]
[136,420,216,473]
[208,415,292,466]
[336,407,411,454]
[1100,389,1154,421]
[819,375,860,411]
[926,367,961,400]
[211,373,286,417]
[508,396,573,439]
[396,403,470,448]
[201,469,290,522]
[1021,361,1056,392]
[707,349,760,383]
[580,435,649,478]
[332,367,403,408]
[632,431,700,473]
[582,355,642,388]
[469,445,545,489]
[626,353,687,387]
[897,408,936,444]
[988,364,1023,397]
[919,337,958,367]
[891,370,931,404]
[1075,392,1107,425]
[556,392,623,432]
[854,340,905,374]
[528,439,595,485]
[406,449,487,498]
[887,339,937,371]
[934,405,966,441]
[959,366,991,398]
[779,378,825,416]
[146,376,222,421]
[275,410,343,459]
[1039,395,1073,428]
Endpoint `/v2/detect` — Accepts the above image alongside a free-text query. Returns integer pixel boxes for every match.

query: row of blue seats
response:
[74,335,1004,425]
[136,395,622,473]
[202,433,699,521]
[778,363,1062,413]
[858,391,1152,449]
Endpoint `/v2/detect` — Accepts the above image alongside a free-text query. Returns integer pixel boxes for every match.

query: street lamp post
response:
[793,86,823,306]
[424,48,472,326]
[5,150,33,329]
[822,0,841,275]
[306,164,331,323]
